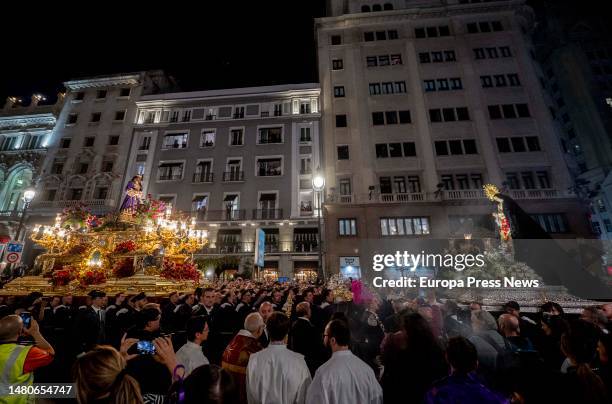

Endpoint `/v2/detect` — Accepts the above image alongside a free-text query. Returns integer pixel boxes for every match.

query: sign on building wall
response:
[339,256,361,279]
[254,228,265,268]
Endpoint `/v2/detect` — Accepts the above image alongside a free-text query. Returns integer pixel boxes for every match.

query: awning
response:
[224,194,238,201]
[192,195,208,202]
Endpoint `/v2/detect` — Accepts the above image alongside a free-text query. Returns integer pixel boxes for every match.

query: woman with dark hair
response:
[381,312,447,403]
[540,301,565,317]
[558,320,609,403]
[597,333,612,397]
[74,345,143,404]
[167,365,238,404]
[539,313,569,370]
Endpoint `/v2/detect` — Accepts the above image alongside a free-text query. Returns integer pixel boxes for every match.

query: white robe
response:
[247,343,311,404]
[306,350,383,404]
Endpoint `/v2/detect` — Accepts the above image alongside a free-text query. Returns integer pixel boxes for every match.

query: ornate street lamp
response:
[312,169,326,282]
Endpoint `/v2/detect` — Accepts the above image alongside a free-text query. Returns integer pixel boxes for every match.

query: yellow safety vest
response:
[0,343,34,404]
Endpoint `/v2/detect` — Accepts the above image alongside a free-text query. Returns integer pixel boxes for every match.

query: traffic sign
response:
[5,252,21,264]
[5,242,23,265]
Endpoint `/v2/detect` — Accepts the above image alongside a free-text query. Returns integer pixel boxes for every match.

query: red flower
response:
[112,258,135,278]
[114,240,137,254]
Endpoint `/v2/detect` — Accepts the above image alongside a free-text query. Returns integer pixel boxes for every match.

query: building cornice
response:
[0,113,56,130]
[136,84,320,107]
[315,0,526,29]
[64,74,142,90]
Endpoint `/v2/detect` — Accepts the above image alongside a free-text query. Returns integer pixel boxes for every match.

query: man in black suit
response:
[288,301,324,376]
[74,290,106,355]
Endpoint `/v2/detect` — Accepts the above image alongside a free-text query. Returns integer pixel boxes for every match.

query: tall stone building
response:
[128,84,322,279]
[0,94,62,240]
[316,0,592,278]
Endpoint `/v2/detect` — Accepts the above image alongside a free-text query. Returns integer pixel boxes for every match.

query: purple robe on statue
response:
[120,181,142,212]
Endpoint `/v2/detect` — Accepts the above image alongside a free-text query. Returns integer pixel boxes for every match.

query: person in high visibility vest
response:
[0,315,55,403]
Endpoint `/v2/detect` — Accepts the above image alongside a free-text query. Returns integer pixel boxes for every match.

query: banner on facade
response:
[254,228,265,268]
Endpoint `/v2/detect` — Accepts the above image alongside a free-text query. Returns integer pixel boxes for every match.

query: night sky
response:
[1,0,609,105]
[0,1,327,104]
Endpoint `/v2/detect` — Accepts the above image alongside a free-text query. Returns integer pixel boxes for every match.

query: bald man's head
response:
[0,315,23,342]
[296,301,311,318]
[498,313,520,337]
[244,312,265,338]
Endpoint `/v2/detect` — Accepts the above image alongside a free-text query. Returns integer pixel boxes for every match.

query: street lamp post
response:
[15,188,36,242]
[312,170,325,282]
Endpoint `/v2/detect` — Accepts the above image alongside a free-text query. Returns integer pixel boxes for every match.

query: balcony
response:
[205,114,216,121]
[158,173,183,181]
[252,209,283,220]
[203,242,254,254]
[380,192,426,203]
[0,210,22,219]
[192,172,214,183]
[222,171,244,182]
[206,209,246,221]
[257,167,282,177]
[509,189,563,199]
[443,190,485,200]
[260,111,270,117]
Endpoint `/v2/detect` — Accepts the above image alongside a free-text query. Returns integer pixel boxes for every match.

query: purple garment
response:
[120,181,141,212]
[425,373,510,404]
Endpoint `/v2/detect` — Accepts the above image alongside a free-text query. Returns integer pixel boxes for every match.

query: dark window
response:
[376,144,389,158]
[379,56,390,66]
[367,56,378,67]
[439,26,450,36]
[364,31,375,41]
[437,79,449,91]
[427,27,438,38]
[369,83,381,95]
[332,59,343,70]
[415,28,426,38]
[399,110,411,124]
[390,54,402,65]
[444,50,456,61]
[456,107,470,121]
[516,103,531,118]
[419,52,431,63]
[522,171,536,189]
[496,138,511,153]
[114,110,125,121]
[74,92,85,101]
[67,113,78,124]
[90,112,101,122]
[481,76,493,88]
[511,137,526,152]
[383,3,393,10]
[488,105,502,119]
[84,137,95,147]
[432,51,443,62]
[450,78,463,90]
[79,163,89,174]
[96,90,107,99]
[479,22,491,33]
[506,173,520,189]
[435,141,449,156]
[337,145,350,160]
[362,5,371,12]
[385,111,398,125]
[491,21,503,31]
[500,46,512,57]
[372,112,385,125]
[102,161,114,172]
[463,139,477,154]
[424,80,436,92]
[449,140,463,155]
[373,4,382,11]
[467,23,478,33]
[502,104,517,118]
[334,86,345,97]
[508,74,521,86]
[429,109,442,122]
[526,136,541,151]
[494,75,507,87]
[61,138,71,148]
[331,35,342,45]
[388,30,398,39]
[536,171,550,188]
[486,47,499,58]
[394,81,406,93]
[403,142,416,156]
[474,48,485,59]
[442,108,456,122]
[380,177,392,194]
[119,88,131,97]
[389,143,402,157]
[109,136,120,145]
[376,31,387,40]
[335,114,347,127]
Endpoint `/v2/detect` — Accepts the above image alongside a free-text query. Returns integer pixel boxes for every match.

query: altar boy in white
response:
[247,312,311,404]
[306,319,383,404]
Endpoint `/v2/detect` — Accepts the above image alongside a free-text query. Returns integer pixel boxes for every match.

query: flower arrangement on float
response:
[161,259,200,282]
[114,240,137,254]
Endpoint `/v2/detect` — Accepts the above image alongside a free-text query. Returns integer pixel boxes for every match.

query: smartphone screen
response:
[20,312,32,329]
[136,340,156,355]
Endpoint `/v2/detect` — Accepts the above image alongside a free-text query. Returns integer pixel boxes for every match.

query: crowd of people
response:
[1,279,612,403]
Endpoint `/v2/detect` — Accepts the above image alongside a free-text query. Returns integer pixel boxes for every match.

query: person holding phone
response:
[0,315,55,403]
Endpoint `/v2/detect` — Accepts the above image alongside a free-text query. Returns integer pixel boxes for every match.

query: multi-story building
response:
[532,0,612,239]
[0,94,62,243]
[128,84,322,280]
[316,0,593,279]
[33,71,174,219]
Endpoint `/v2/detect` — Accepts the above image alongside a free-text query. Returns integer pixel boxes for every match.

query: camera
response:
[136,340,156,355]
[19,312,32,329]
